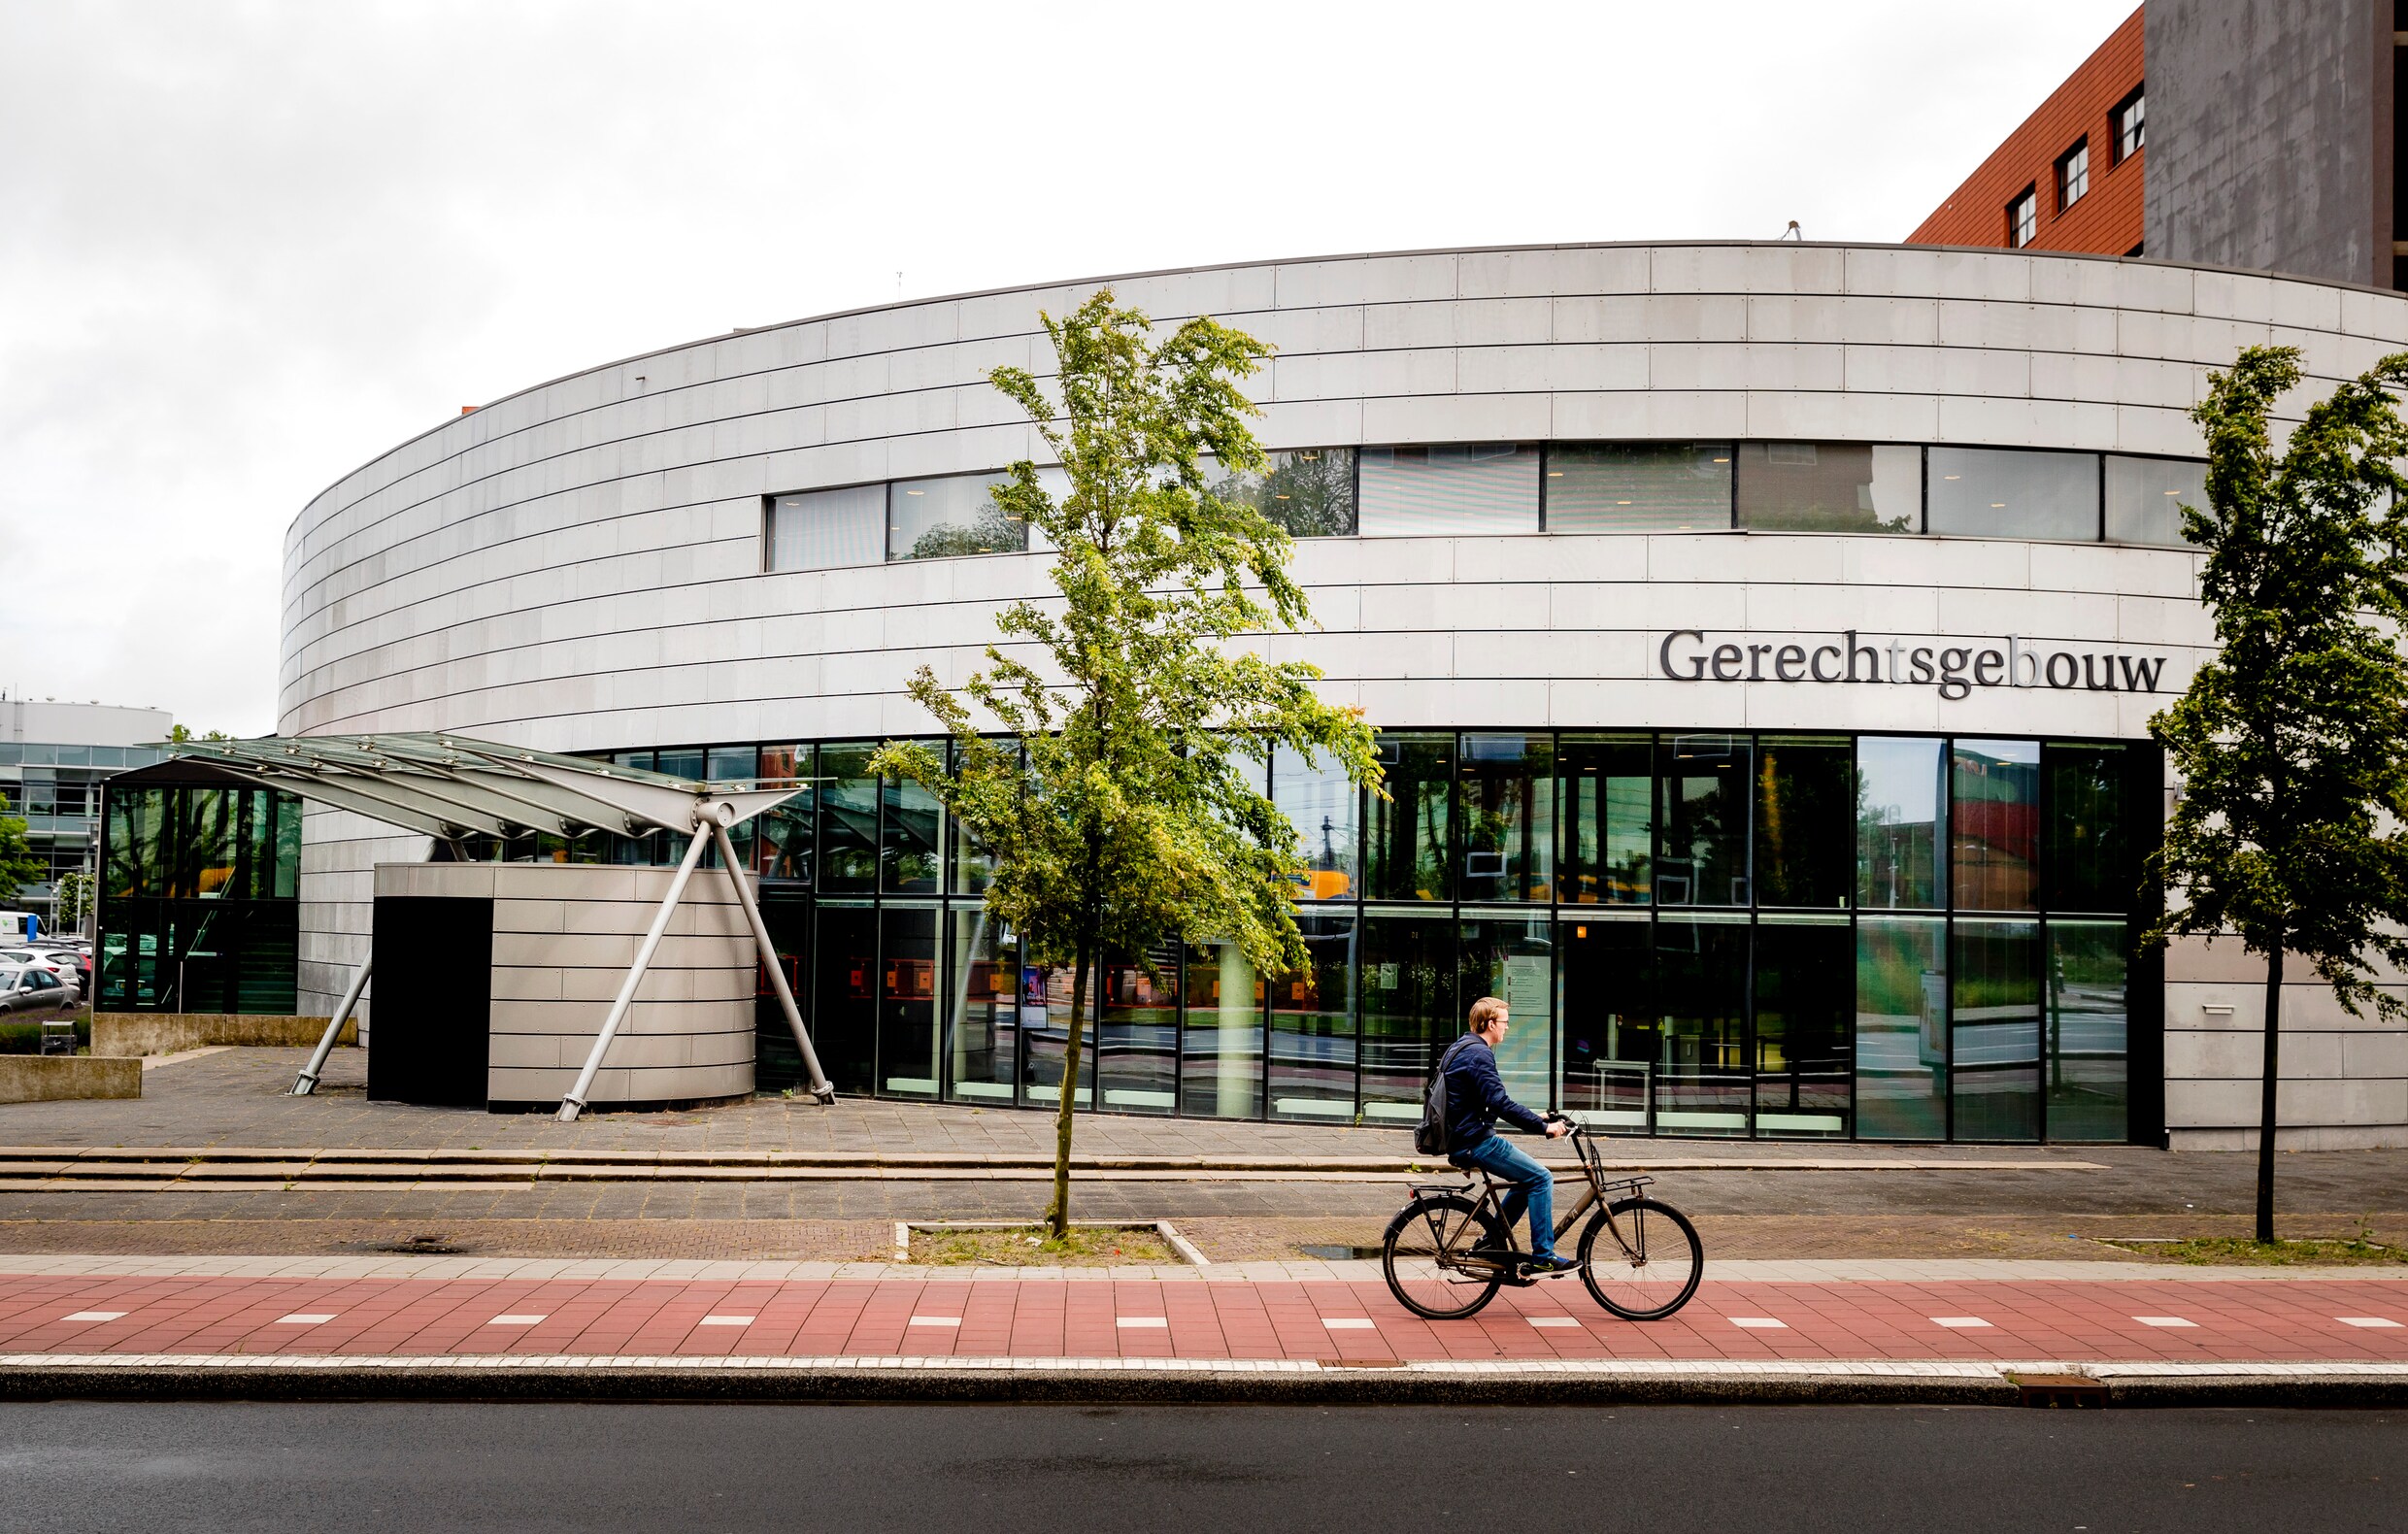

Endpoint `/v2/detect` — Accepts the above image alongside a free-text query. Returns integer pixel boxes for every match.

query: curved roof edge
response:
[289,236,2408,534]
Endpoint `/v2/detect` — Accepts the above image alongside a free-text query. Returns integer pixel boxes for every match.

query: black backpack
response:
[1414,1036,1476,1156]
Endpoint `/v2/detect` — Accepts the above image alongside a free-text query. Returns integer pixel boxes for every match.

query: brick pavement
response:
[1,1256,2403,1370]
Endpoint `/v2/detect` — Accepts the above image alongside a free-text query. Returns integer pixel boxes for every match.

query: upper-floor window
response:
[765,484,883,571]
[888,472,1022,561]
[2007,186,2038,249]
[2057,139,2090,212]
[2114,87,2145,163]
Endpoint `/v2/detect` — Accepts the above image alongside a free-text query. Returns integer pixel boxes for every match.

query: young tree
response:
[871,289,1382,1238]
[2147,346,2408,1243]
[0,793,44,894]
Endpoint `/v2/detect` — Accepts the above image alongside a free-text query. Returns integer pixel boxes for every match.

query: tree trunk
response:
[2257,942,2284,1245]
[1046,940,1092,1241]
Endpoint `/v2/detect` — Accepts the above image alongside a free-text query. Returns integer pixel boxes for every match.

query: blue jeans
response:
[1449,1134,1557,1258]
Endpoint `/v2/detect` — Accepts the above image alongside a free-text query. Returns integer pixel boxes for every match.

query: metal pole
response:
[710,819,835,1104]
[556,819,713,1122]
[291,952,372,1095]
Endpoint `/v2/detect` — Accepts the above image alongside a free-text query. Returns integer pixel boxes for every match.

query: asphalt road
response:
[0,1402,2398,1532]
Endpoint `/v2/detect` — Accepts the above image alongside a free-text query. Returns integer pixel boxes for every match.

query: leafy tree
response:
[0,793,43,892]
[871,289,1382,1237]
[2146,346,2408,1243]
[1208,450,1357,538]
[906,500,1028,560]
[50,870,94,932]
[163,725,231,745]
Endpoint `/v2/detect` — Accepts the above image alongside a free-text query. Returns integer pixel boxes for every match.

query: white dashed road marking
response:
[2135,1317,2196,1328]
[63,1312,125,1323]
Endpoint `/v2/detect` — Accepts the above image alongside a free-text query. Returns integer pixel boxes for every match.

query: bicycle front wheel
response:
[1382,1193,1508,1320]
[1579,1196,1703,1320]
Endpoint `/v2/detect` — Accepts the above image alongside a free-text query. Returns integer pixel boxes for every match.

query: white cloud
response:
[0,0,2141,733]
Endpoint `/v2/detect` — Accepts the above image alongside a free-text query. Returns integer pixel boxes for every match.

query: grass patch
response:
[2104,1231,2406,1266]
[909,1224,1177,1267]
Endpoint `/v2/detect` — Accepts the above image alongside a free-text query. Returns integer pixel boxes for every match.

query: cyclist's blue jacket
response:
[1440,1036,1548,1150]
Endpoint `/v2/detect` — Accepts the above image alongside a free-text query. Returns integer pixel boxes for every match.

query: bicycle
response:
[1381,1114,1704,1321]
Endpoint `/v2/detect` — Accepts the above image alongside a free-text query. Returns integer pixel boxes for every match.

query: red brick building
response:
[1910,6,2147,257]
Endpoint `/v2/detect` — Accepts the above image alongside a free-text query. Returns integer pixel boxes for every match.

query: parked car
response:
[0,948,79,985]
[27,943,90,987]
[0,965,76,1015]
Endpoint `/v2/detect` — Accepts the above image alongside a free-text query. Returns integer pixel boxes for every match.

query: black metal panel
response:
[367,895,492,1108]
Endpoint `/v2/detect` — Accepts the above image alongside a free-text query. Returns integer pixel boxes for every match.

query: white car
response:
[0,948,75,980]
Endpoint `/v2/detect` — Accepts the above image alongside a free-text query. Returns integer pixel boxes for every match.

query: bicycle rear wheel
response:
[1382,1193,1508,1320]
[1578,1196,1703,1320]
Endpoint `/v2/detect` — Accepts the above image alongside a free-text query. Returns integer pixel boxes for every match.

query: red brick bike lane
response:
[3,1268,2405,1365]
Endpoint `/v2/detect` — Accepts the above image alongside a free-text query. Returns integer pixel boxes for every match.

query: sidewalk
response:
[3,1252,2403,1405]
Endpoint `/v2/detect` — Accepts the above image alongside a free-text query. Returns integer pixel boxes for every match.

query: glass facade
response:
[1356,445,1542,536]
[565,727,2160,1144]
[764,440,2203,566]
[97,775,304,1014]
[1926,447,2101,541]
[1545,443,1731,532]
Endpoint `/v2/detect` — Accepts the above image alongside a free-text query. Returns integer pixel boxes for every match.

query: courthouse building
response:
[260,239,2408,1147]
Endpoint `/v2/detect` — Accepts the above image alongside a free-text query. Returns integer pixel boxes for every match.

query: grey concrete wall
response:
[2147,0,2391,286]
[374,860,756,1107]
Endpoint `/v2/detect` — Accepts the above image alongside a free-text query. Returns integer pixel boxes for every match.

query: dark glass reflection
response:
[1733,442,1921,533]
[1269,913,1357,1122]
[1856,915,1947,1140]
[1457,915,1553,1106]
[1952,918,2042,1141]
[1558,918,1655,1129]
[1273,745,1359,903]
[1754,735,1854,908]
[2048,919,2128,1141]
[818,744,879,892]
[813,902,877,1095]
[1953,739,2040,911]
[1655,917,1750,1135]
[1182,937,1264,1119]
[1020,963,1096,1109]
[1657,735,1750,907]
[881,772,943,894]
[945,906,1019,1105]
[1457,734,1553,903]
[1208,448,1358,537]
[755,745,815,883]
[1358,911,1455,1117]
[1096,945,1179,1115]
[1365,735,1453,902]
[1558,734,1654,905]
[752,889,810,1092]
[1753,917,1852,1137]
[1857,736,1944,910]
[878,905,940,1099]
[2046,743,2136,913]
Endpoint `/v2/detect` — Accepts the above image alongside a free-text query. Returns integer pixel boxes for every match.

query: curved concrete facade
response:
[282,241,2408,1143]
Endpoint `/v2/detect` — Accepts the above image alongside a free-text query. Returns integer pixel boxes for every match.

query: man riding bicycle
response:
[1440,996,1575,1272]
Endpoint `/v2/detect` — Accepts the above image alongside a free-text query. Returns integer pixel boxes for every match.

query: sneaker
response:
[1523,1253,1579,1274]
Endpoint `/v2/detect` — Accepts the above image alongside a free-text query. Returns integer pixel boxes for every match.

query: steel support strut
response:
[709,819,835,1104]
[291,953,373,1095]
[556,819,713,1122]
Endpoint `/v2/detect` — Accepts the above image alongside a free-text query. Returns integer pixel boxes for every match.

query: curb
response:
[2,1356,2402,1408]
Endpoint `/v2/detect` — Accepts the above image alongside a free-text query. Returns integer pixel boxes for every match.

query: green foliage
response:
[50,870,94,929]
[1207,450,1355,538]
[2146,345,2408,1238]
[0,792,44,891]
[2146,347,2408,1005]
[906,501,1027,560]
[869,288,1382,1232]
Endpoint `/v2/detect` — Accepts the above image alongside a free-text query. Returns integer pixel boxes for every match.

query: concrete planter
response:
[91,1014,347,1057]
[0,1054,140,1104]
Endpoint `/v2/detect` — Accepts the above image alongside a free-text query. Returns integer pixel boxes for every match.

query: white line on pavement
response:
[1931,1317,1992,1328]
[2338,1317,2401,1328]
[2135,1317,2197,1327]
[486,1315,547,1325]
[276,1315,334,1324]
[1730,1317,1788,1329]
[699,1316,754,1326]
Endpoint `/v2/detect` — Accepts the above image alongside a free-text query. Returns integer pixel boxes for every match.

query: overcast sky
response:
[1,0,2141,736]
